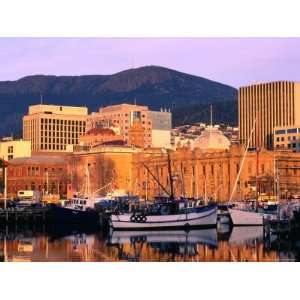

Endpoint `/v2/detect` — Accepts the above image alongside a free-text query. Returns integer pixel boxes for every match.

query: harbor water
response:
[0,224,299,262]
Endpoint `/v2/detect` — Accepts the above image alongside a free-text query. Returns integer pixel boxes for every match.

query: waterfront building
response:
[23,104,88,153]
[132,144,300,202]
[239,81,300,149]
[0,138,31,161]
[66,145,160,198]
[273,125,300,152]
[7,155,68,199]
[87,103,172,148]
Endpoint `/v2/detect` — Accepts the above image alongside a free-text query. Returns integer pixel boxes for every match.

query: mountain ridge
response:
[0,65,238,137]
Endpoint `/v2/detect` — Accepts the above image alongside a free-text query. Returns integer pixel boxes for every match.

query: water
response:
[0,224,299,262]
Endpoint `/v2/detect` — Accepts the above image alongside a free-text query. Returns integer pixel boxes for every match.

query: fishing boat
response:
[49,197,99,224]
[49,165,99,224]
[110,203,217,230]
[110,149,217,230]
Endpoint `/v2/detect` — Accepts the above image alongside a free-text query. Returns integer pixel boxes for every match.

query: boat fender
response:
[141,215,147,223]
[130,215,136,222]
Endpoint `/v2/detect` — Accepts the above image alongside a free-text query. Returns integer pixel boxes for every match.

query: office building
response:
[87,103,172,148]
[273,125,300,151]
[239,81,300,149]
[23,104,88,152]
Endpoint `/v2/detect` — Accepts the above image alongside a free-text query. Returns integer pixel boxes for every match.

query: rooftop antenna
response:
[210,104,213,127]
[40,92,43,104]
[134,97,137,106]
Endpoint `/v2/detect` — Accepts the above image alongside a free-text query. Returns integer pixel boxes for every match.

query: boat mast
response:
[229,117,257,203]
[167,149,174,200]
[143,163,171,197]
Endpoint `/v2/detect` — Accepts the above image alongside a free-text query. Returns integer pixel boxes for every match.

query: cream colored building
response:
[23,104,88,152]
[0,138,31,160]
[239,81,300,150]
[273,125,300,151]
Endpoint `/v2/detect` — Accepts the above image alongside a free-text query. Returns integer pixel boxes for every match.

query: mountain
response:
[0,66,237,137]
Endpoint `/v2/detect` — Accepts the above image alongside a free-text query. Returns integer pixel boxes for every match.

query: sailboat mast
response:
[167,150,174,200]
[229,117,257,202]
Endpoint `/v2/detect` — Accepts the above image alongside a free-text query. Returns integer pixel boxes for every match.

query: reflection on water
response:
[0,225,298,262]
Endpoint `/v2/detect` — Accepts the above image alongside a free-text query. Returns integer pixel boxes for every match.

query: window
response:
[281,137,284,141]
[8,146,13,153]
[275,129,286,134]
[287,128,297,134]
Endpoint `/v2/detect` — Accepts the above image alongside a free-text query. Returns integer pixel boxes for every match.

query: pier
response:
[0,207,49,224]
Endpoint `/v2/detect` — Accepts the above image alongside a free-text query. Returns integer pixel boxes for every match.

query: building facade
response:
[132,145,300,202]
[148,110,172,148]
[67,145,148,198]
[0,138,31,161]
[273,125,300,151]
[87,104,172,148]
[23,104,88,153]
[7,155,68,198]
[239,81,300,149]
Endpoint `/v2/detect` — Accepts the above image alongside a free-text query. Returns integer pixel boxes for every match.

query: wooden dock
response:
[0,207,49,224]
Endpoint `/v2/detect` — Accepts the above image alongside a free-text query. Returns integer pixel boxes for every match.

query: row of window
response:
[9,166,64,177]
[40,144,68,150]
[276,143,300,149]
[276,136,299,142]
[41,132,79,138]
[275,128,300,135]
[41,125,84,131]
[41,119,86,126]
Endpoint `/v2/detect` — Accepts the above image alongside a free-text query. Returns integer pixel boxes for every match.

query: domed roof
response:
[85,127,116,136]
[193,126,230,150]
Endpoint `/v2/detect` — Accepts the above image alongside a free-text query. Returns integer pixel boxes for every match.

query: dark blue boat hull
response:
[49,205,99,225]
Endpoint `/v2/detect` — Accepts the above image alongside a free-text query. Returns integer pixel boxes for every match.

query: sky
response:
[0,38,300,88]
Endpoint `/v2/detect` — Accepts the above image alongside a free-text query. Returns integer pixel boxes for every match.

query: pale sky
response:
[0,38,299,88]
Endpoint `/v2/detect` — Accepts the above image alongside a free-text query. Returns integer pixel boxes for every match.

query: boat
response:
[228,205,264,226]
[110,149,217,230]
[49,197,99,224]
[49,165,99,224]
[227,117,264,226]
[110,203,218,230]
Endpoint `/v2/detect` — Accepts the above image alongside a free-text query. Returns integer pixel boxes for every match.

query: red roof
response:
[85,127,116,136]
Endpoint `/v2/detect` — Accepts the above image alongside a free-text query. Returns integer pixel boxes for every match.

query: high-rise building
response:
[239,81,300,149]
[23,104,88,152]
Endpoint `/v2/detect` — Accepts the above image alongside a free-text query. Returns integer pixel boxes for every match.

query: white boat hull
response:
[110,206,217,230]
[228,208,264,226]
